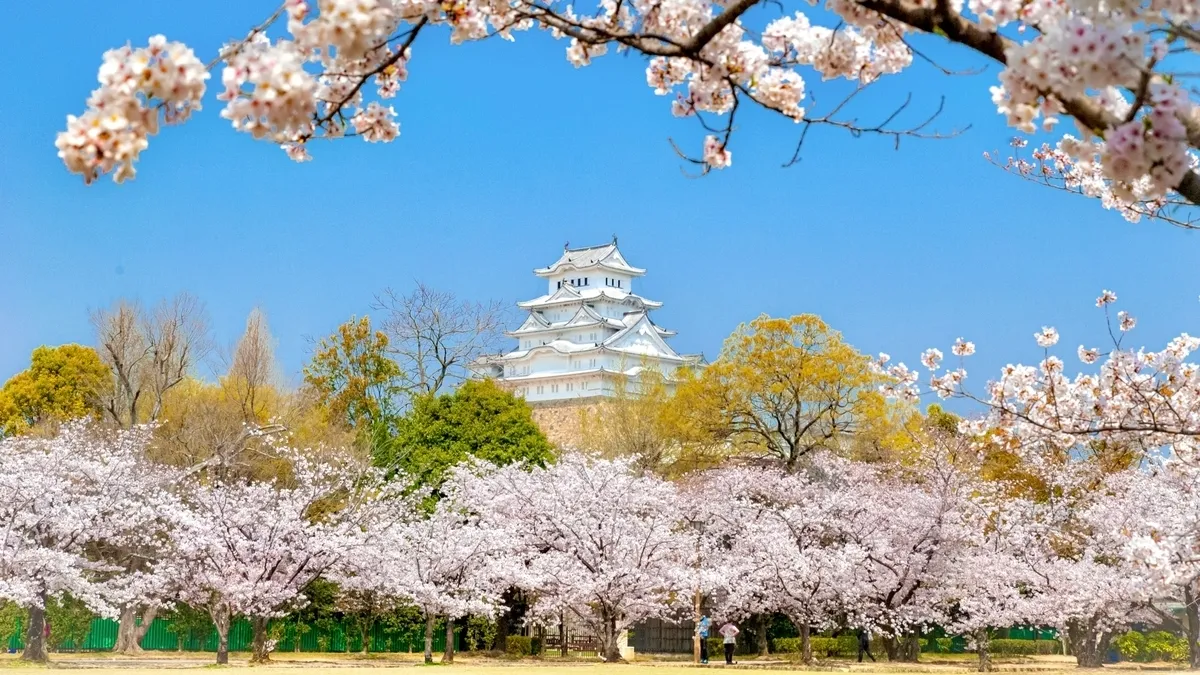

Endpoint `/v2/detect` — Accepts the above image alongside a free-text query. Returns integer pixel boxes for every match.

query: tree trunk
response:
[424,614,435,664]
[800,624,813,665]
[898,631,920,662]
[211,605,231,665]
[881,632,919,662]
[1066,619,1111,669]
[883,636,900,661]
[757,614,770,657]
[442,617,455,663]
[115,605,158,654]
[601,611,623,662]
[559,611,568,657]
[250,615,272,663]
[1185,584,1200,669]
[176,633,184,652]
[361,618,371,655]
[693,592,702,664]
[975,629,992,672]
[21,599,48,663]
[295,619,304,652]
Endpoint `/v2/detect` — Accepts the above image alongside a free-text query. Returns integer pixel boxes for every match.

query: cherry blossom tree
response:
[332,490,510,664]
[1100,465,1200,668]
[457,455,689,662]
[693,460,870,664]
[879,291,1196,667]
[57,0,1200,226]
[0,424,178,663]
[171,451,399,664]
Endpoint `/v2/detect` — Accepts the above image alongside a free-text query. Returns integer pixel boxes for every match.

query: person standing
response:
[857,628,876,663]
[719,621,740,665]
[696,615,712,664]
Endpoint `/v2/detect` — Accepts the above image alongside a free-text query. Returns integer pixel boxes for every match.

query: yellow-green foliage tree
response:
[155,310,354,481]
[673,314,897,472]
[579,368,726,478]
[0,344,110,436]
[304,316,400,431]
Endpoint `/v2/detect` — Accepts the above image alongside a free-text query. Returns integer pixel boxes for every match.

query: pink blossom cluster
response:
[56,36,208,184]
[218,36,318,143]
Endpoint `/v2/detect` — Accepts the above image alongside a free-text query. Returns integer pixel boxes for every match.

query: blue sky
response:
[1,0,1196,408]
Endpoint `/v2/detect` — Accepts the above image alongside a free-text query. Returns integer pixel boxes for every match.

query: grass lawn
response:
[0,653,1183,673]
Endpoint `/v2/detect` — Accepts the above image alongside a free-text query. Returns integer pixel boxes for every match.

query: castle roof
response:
[534,240,646,277]
[517,286,662,310]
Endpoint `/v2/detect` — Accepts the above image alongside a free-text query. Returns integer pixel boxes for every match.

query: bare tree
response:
[91,292,214,428]
[90,293,214,653]
[371,283,507,400]
[225,308,278,423]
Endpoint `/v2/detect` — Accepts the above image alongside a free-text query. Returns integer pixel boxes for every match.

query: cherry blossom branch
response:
[853,0,1200,207]
[783,89,962,167]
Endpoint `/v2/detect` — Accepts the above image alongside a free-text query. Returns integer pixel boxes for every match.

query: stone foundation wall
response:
[529,399,605,449]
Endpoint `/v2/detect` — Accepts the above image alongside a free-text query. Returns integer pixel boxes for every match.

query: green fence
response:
[6,616,458,654]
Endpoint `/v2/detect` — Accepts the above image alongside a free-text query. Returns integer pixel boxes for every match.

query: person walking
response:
[719,621,740,665]
[696,614,712,664]
[857,628,876,663]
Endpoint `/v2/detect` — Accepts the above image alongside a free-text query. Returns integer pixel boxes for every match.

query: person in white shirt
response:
[718,621,740,665]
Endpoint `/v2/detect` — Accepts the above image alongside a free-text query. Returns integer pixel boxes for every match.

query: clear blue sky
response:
[1,1,1196,407]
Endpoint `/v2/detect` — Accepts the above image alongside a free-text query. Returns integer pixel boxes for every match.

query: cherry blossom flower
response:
[920,348,943,371]
[1034,326,1060,348]
[952,338,976,357]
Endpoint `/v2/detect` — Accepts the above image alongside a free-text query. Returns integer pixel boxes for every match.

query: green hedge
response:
[506,635,532,657]
[1114,631,1188,662]
[989,639,1061,655]
[772,636,859,657]
[706,637,724,656]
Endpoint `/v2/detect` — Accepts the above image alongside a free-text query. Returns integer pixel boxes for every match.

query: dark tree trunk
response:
[211,605,231,665]
[1067,619,1111,669]
[883,636,900,661]
[21,599,48,663]
[361,618,372,655]
[756,614,770,657]
[424,614,435,664]
[1186,584,1200,669]
[900,632,921,662]
[975,629,992,672]
[800,624,813,665]
[442,617,455,663]
[250,615,272,663]
[559,611,568,657]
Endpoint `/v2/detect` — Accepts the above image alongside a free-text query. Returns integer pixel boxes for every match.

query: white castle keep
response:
[473,238,701,403]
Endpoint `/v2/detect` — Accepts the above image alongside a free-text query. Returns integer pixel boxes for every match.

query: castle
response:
[473,238,700,404]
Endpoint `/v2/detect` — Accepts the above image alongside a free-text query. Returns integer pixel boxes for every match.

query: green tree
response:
[304,316,401,431]
[0,601,25,650]
[376,380,554,490]
[0,344,110,437]
[163,603,214,652]
[45,594,94,653]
